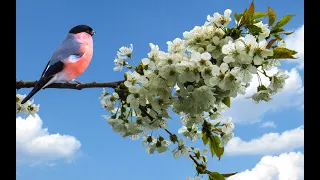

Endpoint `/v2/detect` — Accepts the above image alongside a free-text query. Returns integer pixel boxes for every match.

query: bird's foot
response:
[66,81,70,84]
[72,79,83,85]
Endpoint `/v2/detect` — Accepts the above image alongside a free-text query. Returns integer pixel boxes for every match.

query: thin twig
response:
[189,155,200,166]
[16,80,125,90]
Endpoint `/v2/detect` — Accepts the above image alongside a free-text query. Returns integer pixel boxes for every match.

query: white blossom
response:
[269,70,289,93]
[222,40,245,63]
[186,177,201,180]
[118,44,133,58]
[194,148,209,163]
[146,137,171,154]
[173,138,192,159]
[230,64,257,83]
[253,40,274,65]
[16,94,39,117]
[207,9,232,27]
[249,89,272,103]
[254,21,271,41]
[178,124,202,142]
[167,38,186,53]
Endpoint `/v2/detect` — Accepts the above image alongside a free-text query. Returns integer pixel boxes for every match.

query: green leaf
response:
[214,122,221,128]
[270,27,285,34]
[209,172,225,180]
[209,137,215,158]
[217,146,224,160]
[234,12,241,22]
[202,132,209,145]
[245,1,255,23]
[267,7,276,26]
[253,12,267,19]
[280,31,294,35]
[209,136,223,160]
[273,14,295,30]
[222,96,230,108]
[221,172,238,177]
[247,24,262,35]
[268,47,298,59]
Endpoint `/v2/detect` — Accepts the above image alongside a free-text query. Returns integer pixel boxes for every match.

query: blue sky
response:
[16,0,304,179]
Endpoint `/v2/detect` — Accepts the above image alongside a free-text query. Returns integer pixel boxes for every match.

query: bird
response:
[21,24,95,104]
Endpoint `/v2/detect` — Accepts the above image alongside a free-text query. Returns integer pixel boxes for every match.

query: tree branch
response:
[16,80,125,90]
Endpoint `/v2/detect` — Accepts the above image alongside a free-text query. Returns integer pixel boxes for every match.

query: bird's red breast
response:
[63,32,93,80]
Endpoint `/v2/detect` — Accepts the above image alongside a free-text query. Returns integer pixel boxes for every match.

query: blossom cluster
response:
[101,8,290,169]
[16,94,40,117]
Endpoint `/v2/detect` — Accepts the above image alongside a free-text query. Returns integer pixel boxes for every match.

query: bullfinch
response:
[21,24,95,104]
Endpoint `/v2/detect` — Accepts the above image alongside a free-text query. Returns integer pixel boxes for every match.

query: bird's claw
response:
[72,79,83,85]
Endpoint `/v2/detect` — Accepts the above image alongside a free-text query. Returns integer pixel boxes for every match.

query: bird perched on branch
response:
[21,24,95,104]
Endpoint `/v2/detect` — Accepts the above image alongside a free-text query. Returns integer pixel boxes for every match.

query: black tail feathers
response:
[21,76,52,104]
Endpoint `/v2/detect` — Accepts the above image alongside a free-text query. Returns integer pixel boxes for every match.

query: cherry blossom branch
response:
[140,107,203,172]
[16,80,125,90]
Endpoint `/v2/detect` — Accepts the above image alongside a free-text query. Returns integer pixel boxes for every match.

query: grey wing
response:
[41,35,84,78]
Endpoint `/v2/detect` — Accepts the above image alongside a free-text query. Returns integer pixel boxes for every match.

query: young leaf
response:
[245,1,255,23]
[214,122,221,128]
[221,172,238,177]
[268,47,298,59]
[202,132,209,145]
[209,172,225,180]
[273,14,295,30]
[247,25,262,35]
[268,7,276,26]
[253,12,267,19]
[222,96,230,108]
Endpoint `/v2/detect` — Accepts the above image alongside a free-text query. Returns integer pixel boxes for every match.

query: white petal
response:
[130,135,140,140]
[211,65,220,75]
[221,41,235,54]
[173,150,180,159]
[212,36,220,45]
[178,126,187,134]
[201,52,211,60]
[247,65,257,74]
[126,94,135,104]
[223,55,235,63]
[258,40,268,49]
[224,9,232,17]
[244,34,256,46]
[253,56,263,65]
[220,63,229,73]
[142,58,150,65]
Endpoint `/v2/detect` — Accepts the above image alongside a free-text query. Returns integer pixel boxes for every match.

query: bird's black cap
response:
[69,25,95,36]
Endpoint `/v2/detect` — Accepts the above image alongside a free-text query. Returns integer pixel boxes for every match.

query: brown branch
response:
[189,154,200,166]
[16,80,125,90]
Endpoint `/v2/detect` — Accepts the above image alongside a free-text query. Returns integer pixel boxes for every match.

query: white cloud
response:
[260,121,276,128]
[223,67,304,124]
[227,152,304,180]
[16,114,81,165]
[225,126,303,156]
[284,25,304,69]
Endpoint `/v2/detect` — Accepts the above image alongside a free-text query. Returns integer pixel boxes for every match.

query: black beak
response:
[91,30,96,36]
